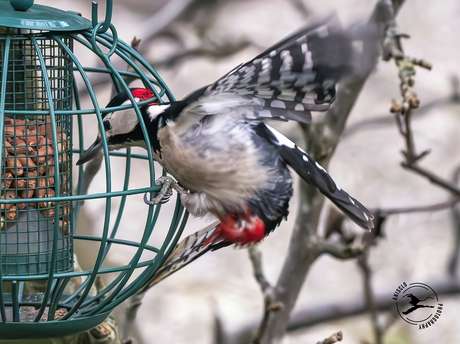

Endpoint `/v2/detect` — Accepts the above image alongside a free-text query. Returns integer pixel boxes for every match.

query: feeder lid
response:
[0,0,92,31]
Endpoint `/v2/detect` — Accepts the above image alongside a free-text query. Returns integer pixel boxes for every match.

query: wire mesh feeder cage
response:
[0,0,187,339]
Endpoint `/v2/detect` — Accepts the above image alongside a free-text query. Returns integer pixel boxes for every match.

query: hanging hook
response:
[91,0,113,34]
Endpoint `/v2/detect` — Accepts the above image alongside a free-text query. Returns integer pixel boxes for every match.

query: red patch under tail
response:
[203,209,266,247]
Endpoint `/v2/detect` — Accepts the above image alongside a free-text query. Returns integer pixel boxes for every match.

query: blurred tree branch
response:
[316,331,343,344]
[357,245,383,344]
[248,247,283,344]
[251,1,404,343]
[229,278,460,343]
[448,166,460,277]
[342,75,460,139]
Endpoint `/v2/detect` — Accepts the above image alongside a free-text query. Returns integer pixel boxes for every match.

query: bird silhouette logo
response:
[401,293,434,315]
[394,282,443,328]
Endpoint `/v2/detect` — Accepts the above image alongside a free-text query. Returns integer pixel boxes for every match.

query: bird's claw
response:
[144,176,187,206]
[143,189,173,205]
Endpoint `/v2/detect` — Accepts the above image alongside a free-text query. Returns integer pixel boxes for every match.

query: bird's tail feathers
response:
[280,145,374,230]
[138,221,228,292]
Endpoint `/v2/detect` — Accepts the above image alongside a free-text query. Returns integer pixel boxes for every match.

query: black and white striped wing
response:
[204,15,353,123]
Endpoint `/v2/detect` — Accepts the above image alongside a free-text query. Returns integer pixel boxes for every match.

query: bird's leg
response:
[144,176,188,206]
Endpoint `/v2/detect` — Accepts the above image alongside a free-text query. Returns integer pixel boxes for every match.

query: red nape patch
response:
[215,212,266,246]
[131,88,157,103]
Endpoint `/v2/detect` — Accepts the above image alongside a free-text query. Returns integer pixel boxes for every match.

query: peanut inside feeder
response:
[1,117,72,275]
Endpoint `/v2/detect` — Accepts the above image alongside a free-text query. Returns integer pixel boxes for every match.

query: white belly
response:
[156,119,269,216]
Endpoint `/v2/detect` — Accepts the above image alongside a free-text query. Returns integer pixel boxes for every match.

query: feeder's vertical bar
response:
[74,30,165,313]
[11,281,19,322]
[82,198,163,312]
[94,34,165,103]
[80,66,158,314]
[92,0,113,34]
[54,36,113,320]
[72,76,85,223]
[31,36,62,322]
[0,35,12,323]
[100,147,131,259]
[80,31,187,310]
[116,38,175,101]
[100,205,189,311]
[48,277,70,321]
[123,200,187,297]
[91,2,98,29]
[64,37,74,269]
[79,272,127,307]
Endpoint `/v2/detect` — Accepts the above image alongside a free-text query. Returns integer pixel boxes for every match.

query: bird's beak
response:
[76,137,103,165]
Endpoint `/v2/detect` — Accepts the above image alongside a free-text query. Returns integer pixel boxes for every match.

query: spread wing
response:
[170,15,352,130]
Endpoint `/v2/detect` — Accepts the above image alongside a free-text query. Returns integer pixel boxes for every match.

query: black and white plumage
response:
[77,17,373,286]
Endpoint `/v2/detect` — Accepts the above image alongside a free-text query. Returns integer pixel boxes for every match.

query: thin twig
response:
[402,163,460,197]
[385,16,460,203]
[212,300,226,344]
[448,165,460,277]
[357,250,383,344]
[319,239,363,259]
[120,292,146,342]
[248,247,272,294]
[343,92,460,139]
[248,247,283,344]
[375,198,460,216]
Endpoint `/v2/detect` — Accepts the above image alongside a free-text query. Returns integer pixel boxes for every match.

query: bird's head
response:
[77,88,158,165]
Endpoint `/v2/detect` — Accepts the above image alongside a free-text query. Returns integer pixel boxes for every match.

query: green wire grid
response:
[0,5,188,339]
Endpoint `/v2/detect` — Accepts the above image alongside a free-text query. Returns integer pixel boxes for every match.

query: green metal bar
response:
[91,1,98,29]
[116,37,176,102]
[87,33,161,99]
[73,76,85,225]
[83,208,160,315]
[91,0,113,34]
[0,25,184,326]
[1,257,158,282]
[79,271,126,308]
[54,36,114,321]
[123,203,188,298]
[87,34,157,203]
[88,151,150,160]
[0,34,11,323]
[75,31,160,103]
[0,185,162,204]
[80,56,162,315]
[99,197,186,311]
[73,235,159,252]
[48,278,70,321]
[99,147,132,261]
[79,66,163,89]
[73,27,183,315]
[11,281,19,322]
[1,95,164,115]
[31,36,62,322]
[100,207,189,312]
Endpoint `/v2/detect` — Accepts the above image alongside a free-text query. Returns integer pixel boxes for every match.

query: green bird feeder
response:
[0,0,187,339]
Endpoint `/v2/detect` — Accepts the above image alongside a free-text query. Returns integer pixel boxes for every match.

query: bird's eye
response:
[103,120,111,131]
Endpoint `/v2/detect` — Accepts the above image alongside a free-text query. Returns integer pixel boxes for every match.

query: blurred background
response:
[6,0,460,343]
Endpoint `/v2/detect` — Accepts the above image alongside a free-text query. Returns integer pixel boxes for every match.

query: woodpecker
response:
[77,17,374,287]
